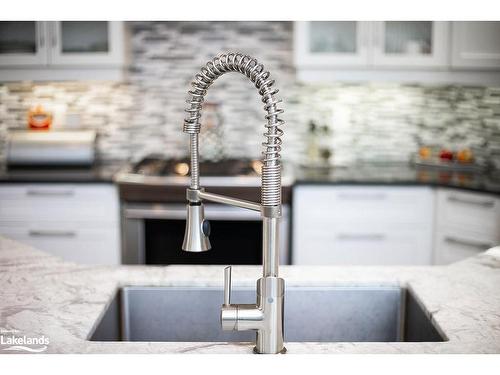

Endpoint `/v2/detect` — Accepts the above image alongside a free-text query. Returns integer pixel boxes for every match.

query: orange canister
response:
[27,105,52,130]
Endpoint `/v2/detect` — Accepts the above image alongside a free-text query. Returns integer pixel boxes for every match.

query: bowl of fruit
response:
[415,146,481,171]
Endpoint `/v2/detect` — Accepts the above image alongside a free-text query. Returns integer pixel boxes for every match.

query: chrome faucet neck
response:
[182,53,286,354]
[183,52,284,210]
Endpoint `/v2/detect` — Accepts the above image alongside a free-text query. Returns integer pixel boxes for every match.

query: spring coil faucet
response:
[182,52,286,354]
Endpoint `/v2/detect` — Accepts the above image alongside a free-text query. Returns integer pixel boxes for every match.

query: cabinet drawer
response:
[293,185,433,224]
[292,222,433,265]
[433,228,497,265]
[0,221,120,264]
[0,184,118,223]
[436,188,500,236]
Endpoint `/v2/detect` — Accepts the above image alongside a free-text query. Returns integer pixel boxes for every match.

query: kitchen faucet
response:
[181,52,285,354]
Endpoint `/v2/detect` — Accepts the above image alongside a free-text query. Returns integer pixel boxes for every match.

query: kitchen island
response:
[0,236,499,354]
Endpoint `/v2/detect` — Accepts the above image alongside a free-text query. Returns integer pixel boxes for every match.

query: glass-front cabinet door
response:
[371,21,449,67]
[0,22,48,66]
[49,21,124,66]
[294,21,370,67]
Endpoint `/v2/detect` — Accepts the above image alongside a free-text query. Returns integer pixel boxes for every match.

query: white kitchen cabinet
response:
[49,22,125,67]
[295,21,500,84]
[434,188,500,235]
[295,21,448,69]
[0,22,48,66]
[0,222,120,265]
[292,185,435,265]
[433,188,500,265]
[0,184,118,222]
[451,22,500,69]
[295,221,434,265]
[0,21,127,81]
[371,21,449,68]
[433,230,496,265]
[294,21,371,68]
[0,183,120,264]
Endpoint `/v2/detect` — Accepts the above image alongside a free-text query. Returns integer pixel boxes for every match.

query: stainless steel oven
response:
[121,202,289,265]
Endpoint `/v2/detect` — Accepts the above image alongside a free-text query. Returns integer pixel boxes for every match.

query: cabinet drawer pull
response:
[337,233,386,241]
[29,230,76,238]
[26,189,74,197]
[444,236,493,250]
[447,195,495,208]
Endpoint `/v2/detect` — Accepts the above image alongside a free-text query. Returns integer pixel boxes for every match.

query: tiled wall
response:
[293,84,500,168]
[1,21,500,169]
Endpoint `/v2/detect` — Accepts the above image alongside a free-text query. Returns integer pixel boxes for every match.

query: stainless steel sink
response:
[89,286,445,343]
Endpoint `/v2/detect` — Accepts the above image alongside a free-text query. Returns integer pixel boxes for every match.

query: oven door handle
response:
[124,207,262,221]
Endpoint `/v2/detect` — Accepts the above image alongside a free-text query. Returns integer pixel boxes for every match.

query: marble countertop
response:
[1,236,500,354]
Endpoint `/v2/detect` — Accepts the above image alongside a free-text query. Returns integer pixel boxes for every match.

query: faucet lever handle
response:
[223,266,232,306]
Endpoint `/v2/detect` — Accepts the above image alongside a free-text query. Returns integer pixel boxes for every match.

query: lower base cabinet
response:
[292,185,435,265]
[0,222,120,265]
[295,223,433,265]
[433,188,500,265]
[0,183,120,264]
[292,185,500,266]
[433,229,496,265]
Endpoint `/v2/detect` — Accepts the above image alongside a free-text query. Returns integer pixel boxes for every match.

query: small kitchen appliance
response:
[6,130,96,167]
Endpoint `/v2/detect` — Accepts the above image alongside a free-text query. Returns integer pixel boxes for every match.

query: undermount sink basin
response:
[89,286,445,343]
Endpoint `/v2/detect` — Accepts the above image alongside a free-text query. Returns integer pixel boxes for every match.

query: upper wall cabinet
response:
[294,21,370,67]
[371,21,449,68]
[0,22,48,66]
[295,21,500,84]
[0,21,127,81]
[451,22,500,69]
[295,21,449,69]
[49,22,125,66]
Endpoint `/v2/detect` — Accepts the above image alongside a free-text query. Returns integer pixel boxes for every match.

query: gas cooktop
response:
[115,155,276,188]
[130,156,262,177]
[115,155,293,202]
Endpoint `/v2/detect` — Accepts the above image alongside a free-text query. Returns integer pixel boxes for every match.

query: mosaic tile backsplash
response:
[1,21,500,169]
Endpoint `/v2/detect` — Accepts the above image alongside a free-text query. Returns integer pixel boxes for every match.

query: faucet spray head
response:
[182,203,211,252]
